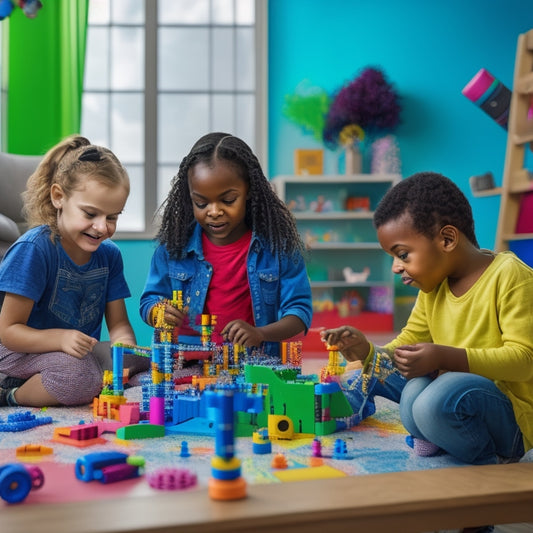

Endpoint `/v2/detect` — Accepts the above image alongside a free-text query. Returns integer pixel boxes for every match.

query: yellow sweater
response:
[382,252,533,451]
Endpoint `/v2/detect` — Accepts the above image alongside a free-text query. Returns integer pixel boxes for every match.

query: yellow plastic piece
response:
[273,465,346,482]
[211,456,241,471]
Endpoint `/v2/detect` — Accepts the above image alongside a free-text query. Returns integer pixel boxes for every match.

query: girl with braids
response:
[0,134,147,407]
[140,132,312,360]
[322,172,533,470]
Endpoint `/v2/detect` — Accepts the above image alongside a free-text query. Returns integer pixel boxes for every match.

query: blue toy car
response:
[0,463,44,504]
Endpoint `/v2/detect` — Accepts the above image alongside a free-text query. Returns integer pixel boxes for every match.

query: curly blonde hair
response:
[22,134,129,238]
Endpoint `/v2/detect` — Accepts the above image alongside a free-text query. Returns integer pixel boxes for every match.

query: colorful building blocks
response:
[146,467,198,491]
[204,384,264,501]
[0,411,53,432]
[75,451,145,484]
[252,428,272,454]
[92,289,358,469]
[16,444,53,458]
[116,423,165,440]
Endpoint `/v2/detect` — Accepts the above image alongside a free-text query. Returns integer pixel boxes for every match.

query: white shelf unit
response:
[272,174,401,329]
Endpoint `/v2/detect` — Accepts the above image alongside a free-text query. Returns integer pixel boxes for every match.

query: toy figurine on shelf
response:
[337,289,364,317]
[309,195,333,213]
[342,266,370,283]
[287,195,306,212]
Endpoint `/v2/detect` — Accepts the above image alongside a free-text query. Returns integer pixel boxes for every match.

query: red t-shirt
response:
[202,230,254,343]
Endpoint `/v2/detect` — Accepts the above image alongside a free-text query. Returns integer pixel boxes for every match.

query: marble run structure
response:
[205,384,263,500]
[93,290,356,440]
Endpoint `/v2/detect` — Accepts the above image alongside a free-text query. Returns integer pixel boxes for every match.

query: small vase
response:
[371,135,401,175]
[344,144,362,175]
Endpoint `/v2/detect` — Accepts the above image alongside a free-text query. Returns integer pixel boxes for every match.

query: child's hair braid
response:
[157,132,305,259]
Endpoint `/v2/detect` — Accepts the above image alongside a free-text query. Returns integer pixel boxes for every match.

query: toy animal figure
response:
[309,195,333,213]
[342,266,370,283]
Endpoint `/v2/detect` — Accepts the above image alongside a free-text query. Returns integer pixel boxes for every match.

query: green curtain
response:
[1,0,88,155]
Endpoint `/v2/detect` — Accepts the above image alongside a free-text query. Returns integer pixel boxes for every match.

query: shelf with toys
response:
[272,173,401,343]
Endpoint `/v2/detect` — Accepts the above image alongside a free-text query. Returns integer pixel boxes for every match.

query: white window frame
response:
[82,0,268,239]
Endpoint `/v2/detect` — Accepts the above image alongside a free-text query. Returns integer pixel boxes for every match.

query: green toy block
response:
[116,424,165,440]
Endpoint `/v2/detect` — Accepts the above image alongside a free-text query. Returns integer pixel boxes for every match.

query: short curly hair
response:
[373,171,479,247]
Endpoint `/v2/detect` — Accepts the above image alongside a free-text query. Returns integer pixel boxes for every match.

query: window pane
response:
[111,27,144,90]
[158,0,209,24]
[111,93,144,164]
[236,0,254,25]
[119,164,145,232]
[81,93,109,147]
[212,0,234,25]
[88,0,109,24]
[212,28,234,90]
[85,27,109,90]
[212,94,235,133]
[159,28,209,90]
[111,0,144,24]
[83,0,260,237]
[235,94,255,152]
[236,27,254,91]
[158,94,209,165]
[158,165,178,208]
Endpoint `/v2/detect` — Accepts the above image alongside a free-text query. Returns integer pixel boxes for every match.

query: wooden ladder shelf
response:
[495,28,533,252]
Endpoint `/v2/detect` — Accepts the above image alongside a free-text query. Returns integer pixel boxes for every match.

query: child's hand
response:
[163,302,188,328]
[60,330,98,359]
[320,325,370,362]
[221,320,265,348]
[153,302,188,329]
[394,343,439,378]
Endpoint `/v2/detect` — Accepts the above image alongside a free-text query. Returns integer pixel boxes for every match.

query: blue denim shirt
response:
[140,224,312,357]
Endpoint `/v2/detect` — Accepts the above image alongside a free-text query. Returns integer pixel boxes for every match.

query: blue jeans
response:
[341,356,406,423]
[400,372,524,465]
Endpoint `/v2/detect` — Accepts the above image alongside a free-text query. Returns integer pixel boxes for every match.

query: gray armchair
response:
[0,152,42,259]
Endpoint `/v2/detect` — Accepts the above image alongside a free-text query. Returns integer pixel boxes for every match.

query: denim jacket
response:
[140,224,312,357]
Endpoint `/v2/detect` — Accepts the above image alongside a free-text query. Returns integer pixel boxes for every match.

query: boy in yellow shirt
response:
[322,172,533,465]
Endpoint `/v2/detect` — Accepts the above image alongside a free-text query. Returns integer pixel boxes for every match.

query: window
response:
[82,0,266,237]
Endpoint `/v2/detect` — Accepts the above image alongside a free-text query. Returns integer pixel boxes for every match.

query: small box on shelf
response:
[294,149,324,175]
[272,173,399,351]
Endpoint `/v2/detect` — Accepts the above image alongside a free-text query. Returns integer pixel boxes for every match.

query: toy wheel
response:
[27,466,45,490]
[0,465,32,504]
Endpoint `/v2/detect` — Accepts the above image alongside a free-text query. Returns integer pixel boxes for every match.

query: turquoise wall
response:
[112,240,156,346]
[117,2,533,344]
[268,0,533,250]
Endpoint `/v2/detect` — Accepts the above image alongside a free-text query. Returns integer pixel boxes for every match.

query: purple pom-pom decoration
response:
[323,67,401,149]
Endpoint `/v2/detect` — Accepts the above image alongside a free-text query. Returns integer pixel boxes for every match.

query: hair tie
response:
[79,147,102,162]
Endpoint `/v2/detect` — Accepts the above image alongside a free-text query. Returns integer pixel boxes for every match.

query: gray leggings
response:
[0,342,107,406]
